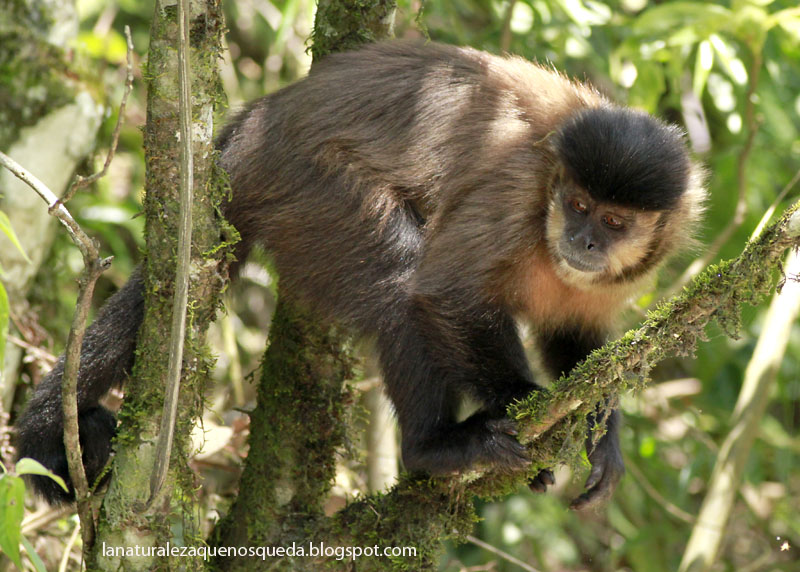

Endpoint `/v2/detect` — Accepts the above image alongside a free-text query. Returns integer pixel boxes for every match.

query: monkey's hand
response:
[403,414,530,475]
[481,417,532,471]
[569,429,625,510]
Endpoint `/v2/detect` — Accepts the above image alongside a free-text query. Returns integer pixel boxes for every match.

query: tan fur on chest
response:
[517,249,633,331]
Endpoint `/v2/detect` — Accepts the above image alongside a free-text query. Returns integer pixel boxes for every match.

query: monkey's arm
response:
[377,293,538,475]
[537,327,625,509]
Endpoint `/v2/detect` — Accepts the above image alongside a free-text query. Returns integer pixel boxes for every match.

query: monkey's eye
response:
[602,215,624,230]
[569,199,588,214]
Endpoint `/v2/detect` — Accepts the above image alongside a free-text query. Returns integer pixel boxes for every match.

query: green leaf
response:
[769,8,800,38]
[639,436,657,458]
[709,34,748,86]
[628,60,665,113]
[16,458,69,493]
[0,211,30,264]
[0,475,26,569]
[76,30,129,64]
[21,535,48,572]
[553,0,611,27]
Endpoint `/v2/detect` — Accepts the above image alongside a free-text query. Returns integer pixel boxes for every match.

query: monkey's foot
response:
[528,468,556,493]
[569,442,625,510]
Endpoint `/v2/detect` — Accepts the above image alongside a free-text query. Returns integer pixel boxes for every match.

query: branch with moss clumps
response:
[315,200,800,556]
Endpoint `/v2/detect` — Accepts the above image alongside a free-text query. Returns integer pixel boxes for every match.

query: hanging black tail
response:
[15,269,145,504]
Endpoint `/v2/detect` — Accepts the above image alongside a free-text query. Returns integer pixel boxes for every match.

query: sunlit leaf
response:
[770,8,800,38]
[553,0,611,27]
[709,34,748,86]
[510,2,535,35]
[0,211,30,264]
[532,0,552,25]
[707,72,737,112]
[639,436,657,458]
[16,458,69,493]
[633,2,732,36]
[693,40,713,96]
[75,30,129,64]
[0,475,25,569]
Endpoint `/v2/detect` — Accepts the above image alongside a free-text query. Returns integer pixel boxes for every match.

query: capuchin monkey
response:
[16,41,705,508]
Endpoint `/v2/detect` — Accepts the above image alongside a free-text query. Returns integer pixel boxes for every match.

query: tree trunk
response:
[88,1,229,569]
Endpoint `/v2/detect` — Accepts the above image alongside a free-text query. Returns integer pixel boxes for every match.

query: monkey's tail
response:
[15,269,145,504]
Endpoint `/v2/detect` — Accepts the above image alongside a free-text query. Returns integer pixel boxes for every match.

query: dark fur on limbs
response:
[15,41,704,507]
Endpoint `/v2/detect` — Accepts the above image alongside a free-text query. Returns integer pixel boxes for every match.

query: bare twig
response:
[466,534,542,572]
[750,166,800,240]
[62,26,135,203]
[0,153,110,547]
[149,0,194,504]
[0,152,95,256]
[625,457,695,524]
[21,504,73,535]
[499,0,518,53]
[0,30,135,545]
[58,519,82,572]
[7,334,57,367]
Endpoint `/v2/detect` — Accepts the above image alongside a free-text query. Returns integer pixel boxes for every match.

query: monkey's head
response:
[545,106,705,286]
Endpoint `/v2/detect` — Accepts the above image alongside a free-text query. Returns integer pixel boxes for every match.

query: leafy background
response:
[2,0,799,570]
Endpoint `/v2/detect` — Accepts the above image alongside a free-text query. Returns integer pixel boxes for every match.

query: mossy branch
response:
[316,201,800,560]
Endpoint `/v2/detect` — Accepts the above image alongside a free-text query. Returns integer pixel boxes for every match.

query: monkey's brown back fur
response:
[219,41,606,329]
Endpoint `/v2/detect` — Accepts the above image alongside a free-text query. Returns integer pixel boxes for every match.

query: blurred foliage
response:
[10,0,800,571]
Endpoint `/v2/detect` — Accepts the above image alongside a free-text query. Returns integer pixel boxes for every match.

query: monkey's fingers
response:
[528,468,555,493]
[484,418,531,470]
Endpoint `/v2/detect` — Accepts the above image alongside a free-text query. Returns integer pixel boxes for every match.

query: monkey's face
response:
[546,185,662,285]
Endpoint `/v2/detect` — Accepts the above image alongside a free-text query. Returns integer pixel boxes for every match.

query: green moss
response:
[311,0,397,60]
[499,200,800,510]
[315,475,477,570]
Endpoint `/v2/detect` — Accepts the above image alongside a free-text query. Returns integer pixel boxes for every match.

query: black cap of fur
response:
[554,107,690,210]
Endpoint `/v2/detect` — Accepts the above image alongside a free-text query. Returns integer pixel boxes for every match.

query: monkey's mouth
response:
[559,250,606,274]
